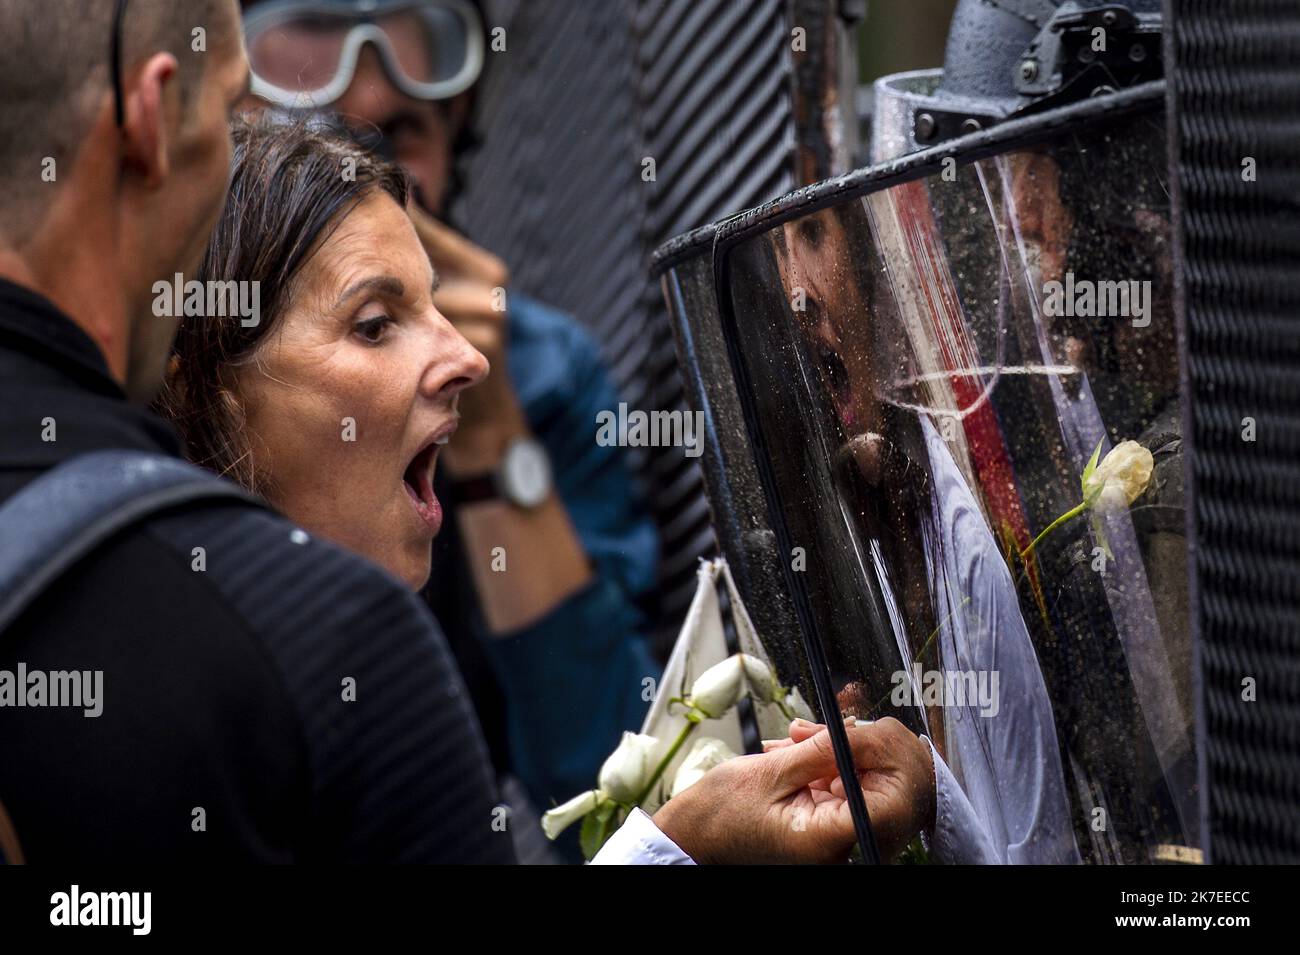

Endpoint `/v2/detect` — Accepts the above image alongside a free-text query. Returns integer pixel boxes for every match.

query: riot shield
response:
[667,79,1199,863]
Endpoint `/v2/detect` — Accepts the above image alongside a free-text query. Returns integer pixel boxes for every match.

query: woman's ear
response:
[120,52,180,188]
[150,352,185,421]
[213,382,264,492]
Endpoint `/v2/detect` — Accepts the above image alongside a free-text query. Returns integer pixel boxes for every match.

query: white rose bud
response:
[1084,440,1154,515]
[670,737,738,798]
[689,655,746,718]
[740,653,778,703]
[541,789,600,840]
[598,732,661,804]
[784,686,816,721]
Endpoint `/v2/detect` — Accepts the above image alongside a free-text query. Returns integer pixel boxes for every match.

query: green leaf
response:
[579,811,602,861]
[896,836,933,865]
[579,801,620,861]
[1080,438,1104,496]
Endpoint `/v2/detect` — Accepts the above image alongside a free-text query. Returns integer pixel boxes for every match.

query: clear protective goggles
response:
[243,0,485,109]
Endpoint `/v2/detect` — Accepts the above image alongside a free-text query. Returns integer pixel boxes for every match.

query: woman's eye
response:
[353,316,394,345]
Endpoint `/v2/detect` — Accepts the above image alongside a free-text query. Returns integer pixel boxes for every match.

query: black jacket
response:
[0,279,514,863]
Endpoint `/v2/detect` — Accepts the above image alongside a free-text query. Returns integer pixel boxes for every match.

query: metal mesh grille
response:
[1170,0,1300,863]
[458,1,694,646]
[634,0,796,242]
[633,0,797,647]
[458,0,797,650]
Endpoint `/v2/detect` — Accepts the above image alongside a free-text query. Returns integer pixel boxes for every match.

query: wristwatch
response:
[444,436,553,509]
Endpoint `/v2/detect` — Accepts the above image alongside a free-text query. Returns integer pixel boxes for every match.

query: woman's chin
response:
[279,508,432,592]
[340,533,430,592]
[408,567,432,593]
[395,553,433,593]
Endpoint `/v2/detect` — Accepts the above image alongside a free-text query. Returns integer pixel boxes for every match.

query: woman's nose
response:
[425,319,490,401]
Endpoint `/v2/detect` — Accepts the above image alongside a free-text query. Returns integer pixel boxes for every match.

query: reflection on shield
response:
[667,80,1197,864]
[656,228,826,725]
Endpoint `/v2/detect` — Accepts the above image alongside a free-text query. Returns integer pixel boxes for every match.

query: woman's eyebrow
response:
[333,275,406,310]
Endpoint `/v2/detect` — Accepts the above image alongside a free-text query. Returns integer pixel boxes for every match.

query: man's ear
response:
[121,52,180,188]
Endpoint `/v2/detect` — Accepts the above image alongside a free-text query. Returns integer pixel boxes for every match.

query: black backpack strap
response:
[0,450,264,633]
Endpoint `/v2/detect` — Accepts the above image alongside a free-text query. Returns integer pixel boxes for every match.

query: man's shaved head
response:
[0,0,229,242]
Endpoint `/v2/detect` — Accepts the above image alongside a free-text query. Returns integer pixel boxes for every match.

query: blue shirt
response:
[473,292,662,812]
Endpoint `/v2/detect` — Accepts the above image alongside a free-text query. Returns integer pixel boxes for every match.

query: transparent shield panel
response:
[720,107,1195,863]
[659,255,826,739]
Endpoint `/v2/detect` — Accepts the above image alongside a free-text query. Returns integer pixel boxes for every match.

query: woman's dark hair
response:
[156,112,409,492]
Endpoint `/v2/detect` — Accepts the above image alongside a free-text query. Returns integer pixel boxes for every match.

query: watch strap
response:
[442,471,499,506]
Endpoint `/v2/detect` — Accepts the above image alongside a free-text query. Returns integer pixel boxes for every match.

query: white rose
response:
[598,732,661,804]
[541,790,600,840]
[689,655,746,718]
[740,653,778,703]
[784,686,816,721]
[1084,440,1153,513]
[669,737,739,798]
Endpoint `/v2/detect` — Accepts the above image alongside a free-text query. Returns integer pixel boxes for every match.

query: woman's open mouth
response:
[816,342,856,431]
[403,440,444,535]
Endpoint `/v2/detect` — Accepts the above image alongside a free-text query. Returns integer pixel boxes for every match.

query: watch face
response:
[500,438,552,508]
